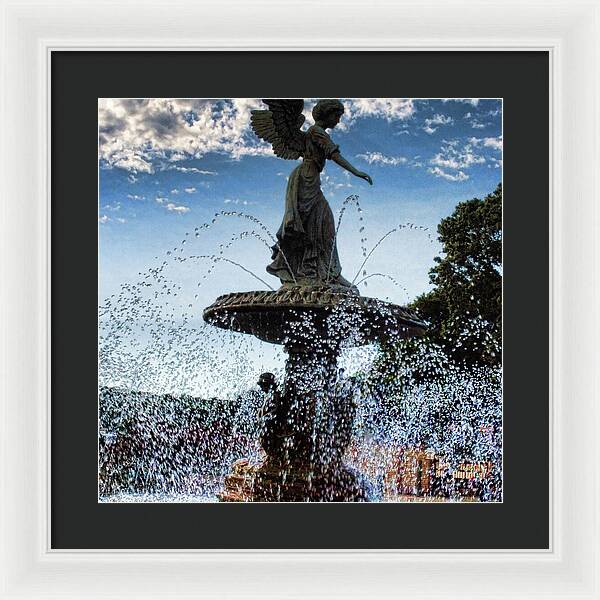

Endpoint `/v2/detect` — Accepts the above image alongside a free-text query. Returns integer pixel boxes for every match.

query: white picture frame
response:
[1,0,598,598]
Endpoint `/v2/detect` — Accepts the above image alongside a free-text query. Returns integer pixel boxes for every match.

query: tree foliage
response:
[411,183,502,366]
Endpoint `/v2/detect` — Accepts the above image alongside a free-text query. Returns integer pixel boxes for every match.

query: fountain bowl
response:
[203,285,427,346]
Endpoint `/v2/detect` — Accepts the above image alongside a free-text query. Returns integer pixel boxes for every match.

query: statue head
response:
[257,372,276,393]
[312,99,344,129]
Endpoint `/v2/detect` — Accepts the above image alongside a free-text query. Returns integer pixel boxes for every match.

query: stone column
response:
[250,327,368,501]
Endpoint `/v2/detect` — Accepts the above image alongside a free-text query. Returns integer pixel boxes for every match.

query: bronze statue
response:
[250,99,372,291]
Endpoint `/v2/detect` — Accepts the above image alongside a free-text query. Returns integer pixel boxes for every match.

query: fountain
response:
[99,99,503,504]
[202,99,427,501]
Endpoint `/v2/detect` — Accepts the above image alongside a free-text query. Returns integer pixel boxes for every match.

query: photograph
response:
[98,97,503,503]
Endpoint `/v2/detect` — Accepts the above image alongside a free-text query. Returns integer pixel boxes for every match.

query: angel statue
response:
[250,99,373,293]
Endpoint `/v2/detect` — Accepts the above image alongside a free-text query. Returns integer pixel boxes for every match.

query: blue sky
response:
[99,98,502,395]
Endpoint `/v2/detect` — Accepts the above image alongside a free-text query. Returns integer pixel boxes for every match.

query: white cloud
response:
[469,135,503,151]
[423,113,453,134]
[470,119,487,129]
[430,114,453,125]
[99,98,273,173]
[430,141,486,170]
[99,212,127,224]
[184,187,196,194]
[155,196,167,204]
[165,202,190,213]
[427,137,502,181]
[223,198,255,206]
[127,194,145,201]
[341,99,415,127]
[441,139,460,147]
[169,166,218,175]
[170,188,179,195]
[114,154,154,173]
[442,98,480,106]
[356,151,407,166]
[428,167,469,181]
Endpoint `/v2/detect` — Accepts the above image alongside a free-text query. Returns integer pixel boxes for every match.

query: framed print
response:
[55,52,544,551]
[2,1,599,599]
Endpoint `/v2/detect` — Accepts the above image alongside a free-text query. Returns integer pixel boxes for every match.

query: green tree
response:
[411,183,502,366]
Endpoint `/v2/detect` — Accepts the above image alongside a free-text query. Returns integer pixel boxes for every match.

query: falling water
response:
[327,194,367,282]
[352,223,435,287]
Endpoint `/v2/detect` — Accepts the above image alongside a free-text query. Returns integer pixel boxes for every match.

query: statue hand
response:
[357,172,373,185]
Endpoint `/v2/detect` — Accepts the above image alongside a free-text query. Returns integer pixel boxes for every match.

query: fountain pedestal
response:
[222,335,368,501]
[203,285,426,502]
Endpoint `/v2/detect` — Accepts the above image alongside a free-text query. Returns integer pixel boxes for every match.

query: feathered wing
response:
[250,99,306,159]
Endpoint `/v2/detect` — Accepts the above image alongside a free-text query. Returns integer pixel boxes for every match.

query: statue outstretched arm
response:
[331,151,373,185]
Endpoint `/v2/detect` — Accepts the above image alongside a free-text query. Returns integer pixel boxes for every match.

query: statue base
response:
[219,458,370,502]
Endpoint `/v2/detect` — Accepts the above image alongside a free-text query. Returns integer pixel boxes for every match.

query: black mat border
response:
[51,51,549,549]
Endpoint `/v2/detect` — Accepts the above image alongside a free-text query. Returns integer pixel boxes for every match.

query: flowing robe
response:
[267,125,347,287]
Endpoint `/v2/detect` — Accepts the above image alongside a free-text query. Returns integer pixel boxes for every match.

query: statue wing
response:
[250,99,306,160]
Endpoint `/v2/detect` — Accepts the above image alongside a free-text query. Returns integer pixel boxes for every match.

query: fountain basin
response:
[203,285,427,345]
